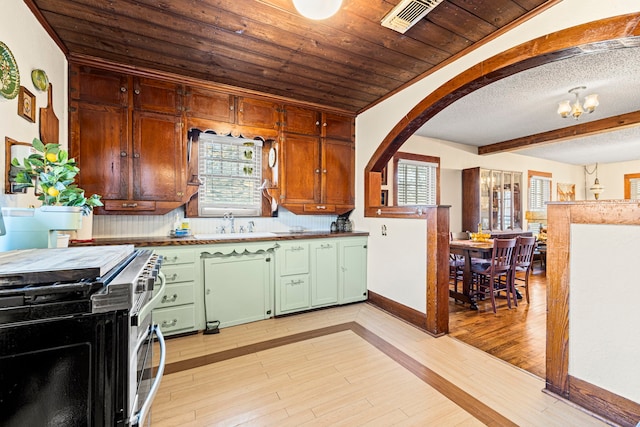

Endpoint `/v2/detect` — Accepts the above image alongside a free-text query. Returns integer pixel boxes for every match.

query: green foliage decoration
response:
[11,138,103,215]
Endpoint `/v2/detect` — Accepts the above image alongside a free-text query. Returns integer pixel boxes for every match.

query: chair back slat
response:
[514,236,537,269]
[490,238,516,274]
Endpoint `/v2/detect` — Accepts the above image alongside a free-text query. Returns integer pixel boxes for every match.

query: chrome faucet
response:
[224,212,235,233]
[248,221,255,233]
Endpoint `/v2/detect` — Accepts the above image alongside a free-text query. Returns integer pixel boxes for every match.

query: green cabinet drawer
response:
[157,282,195,308]
[162,264,197,283]
[154,304,196,335]
[278,242,309,276]
[278,274,311,314]
[155,248,196,265]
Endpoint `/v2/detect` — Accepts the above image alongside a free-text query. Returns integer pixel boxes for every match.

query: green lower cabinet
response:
[278,274,311,313]
[202,250,273,328]
[338,237,368,304]
[275,236,367,315]
[310,241,338,307]
[147,246,202,337]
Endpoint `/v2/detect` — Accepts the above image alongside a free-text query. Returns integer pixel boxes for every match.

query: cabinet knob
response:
[315,121,320,126]
[322,122,327,127]
[133,153,140,158]
[120,151,127,157]
[323,169,327,173]
[315,169,320,173]
[134,89,140,95]
[120,87,127,92]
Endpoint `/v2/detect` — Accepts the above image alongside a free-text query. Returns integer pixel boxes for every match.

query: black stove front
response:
[0,246,164,427]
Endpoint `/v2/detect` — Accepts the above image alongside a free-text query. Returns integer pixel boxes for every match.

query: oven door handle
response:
[137,271,167,324]
[130,324,166,426]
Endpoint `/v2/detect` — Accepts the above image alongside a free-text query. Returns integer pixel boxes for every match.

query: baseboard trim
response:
[568,375,640,427]
[367,291,443,337]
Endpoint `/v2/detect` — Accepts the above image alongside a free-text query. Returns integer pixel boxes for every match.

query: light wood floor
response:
[449,266,547,378]
[151,301,611,426]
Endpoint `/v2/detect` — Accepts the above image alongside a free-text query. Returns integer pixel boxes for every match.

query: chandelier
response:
[585,163,605,200]
[557,86,599,120]
[292,0,343,20]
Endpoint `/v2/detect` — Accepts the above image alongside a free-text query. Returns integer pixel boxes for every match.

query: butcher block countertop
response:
[70,231,369,248]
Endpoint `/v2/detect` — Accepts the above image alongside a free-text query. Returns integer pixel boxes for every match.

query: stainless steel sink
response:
[194,232,278,240]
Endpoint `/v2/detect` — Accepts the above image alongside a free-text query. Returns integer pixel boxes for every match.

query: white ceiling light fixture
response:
[585,163,605,200]
[557,86,599,120]
[292,0,343,20]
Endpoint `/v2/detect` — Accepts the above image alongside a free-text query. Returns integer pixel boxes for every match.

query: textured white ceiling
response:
[416,47,640,165]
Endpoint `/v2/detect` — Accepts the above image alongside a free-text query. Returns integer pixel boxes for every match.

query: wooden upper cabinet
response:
[282,105,320,135]
[322,112,354,141]
[280,133,320,205]
[70,101,129,200]
[322,139,355,207]
[237,97,280,130]
[69,62,186,214]
[69,64,128,106]
[133,78,182,114]
[133,110,184,201]
[184,86,234,122]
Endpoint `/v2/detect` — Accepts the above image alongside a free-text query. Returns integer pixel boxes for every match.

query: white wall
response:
[0,0,68,208]
[596,160,640,200]
[354,0,640,313]
[570,223,640,403]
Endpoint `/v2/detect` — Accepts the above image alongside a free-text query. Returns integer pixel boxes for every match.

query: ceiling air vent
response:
[381,0,445,34]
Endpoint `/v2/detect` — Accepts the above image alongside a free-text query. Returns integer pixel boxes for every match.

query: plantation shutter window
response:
[198,132,263,217]
[396,159,438,205]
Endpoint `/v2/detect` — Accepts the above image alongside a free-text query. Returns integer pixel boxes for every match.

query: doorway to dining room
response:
[448,263,547,379]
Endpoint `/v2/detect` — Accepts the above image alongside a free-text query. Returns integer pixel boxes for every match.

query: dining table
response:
[449,239,494,310]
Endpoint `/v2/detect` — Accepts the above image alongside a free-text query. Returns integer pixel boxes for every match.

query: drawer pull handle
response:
[161,319,178,327]
[320,244,332,249]
[288,279,304,285]
[122,203,138,208]
[167,273,179,281]
[168,256,179,262]
[291,246,305,251]
[316,205,326,210]
[161,294,178,303]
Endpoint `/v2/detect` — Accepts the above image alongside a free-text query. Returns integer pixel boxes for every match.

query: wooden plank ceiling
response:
[28,0,550,113]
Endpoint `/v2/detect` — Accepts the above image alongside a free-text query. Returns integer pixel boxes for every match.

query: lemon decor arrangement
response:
[11,138,103,215]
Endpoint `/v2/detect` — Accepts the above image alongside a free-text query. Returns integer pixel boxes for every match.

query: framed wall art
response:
[17,86,36,122]
[557,183,575,201]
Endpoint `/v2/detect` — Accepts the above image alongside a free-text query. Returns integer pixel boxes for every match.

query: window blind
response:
[198,133,263,217]
[397,159,438,205]
[529,175,551,211]
[631,178,640,199]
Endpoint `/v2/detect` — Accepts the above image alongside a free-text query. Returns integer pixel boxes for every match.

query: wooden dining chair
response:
[471,238,517,313]
[511,236,537,305]
[449,232,469,298]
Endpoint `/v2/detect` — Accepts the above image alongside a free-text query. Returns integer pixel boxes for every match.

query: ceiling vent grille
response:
[381,0,445,34]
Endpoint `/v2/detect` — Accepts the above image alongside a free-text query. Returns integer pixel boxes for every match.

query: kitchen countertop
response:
[70,231,369,247]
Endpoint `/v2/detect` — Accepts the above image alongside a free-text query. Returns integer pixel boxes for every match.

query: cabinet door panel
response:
[322,139,354,206]
[281,134,320,204]
[133,78,181,114]
[237,97,279,129]
[339,238,368,304]
[70,65,128,106]
[185,87,234,122]
[283,105,320,135]
[203,254,271,328]
[70,101,129,200]
[278,243,309,276]
[322,113,354,141]
[311,242,338,306]
[133,111,184,201]
[278,275,311,313]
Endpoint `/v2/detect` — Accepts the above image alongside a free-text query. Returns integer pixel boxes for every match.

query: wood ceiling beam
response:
[478,110,640,155]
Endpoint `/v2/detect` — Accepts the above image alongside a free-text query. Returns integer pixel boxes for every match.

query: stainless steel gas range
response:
[0,245,166,426]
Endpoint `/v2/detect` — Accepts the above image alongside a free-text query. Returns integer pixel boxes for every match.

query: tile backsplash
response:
[92,207,337,238]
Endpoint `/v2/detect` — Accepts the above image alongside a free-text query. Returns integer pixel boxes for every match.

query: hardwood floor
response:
[151,301,610,426]
[449,265,547,378]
